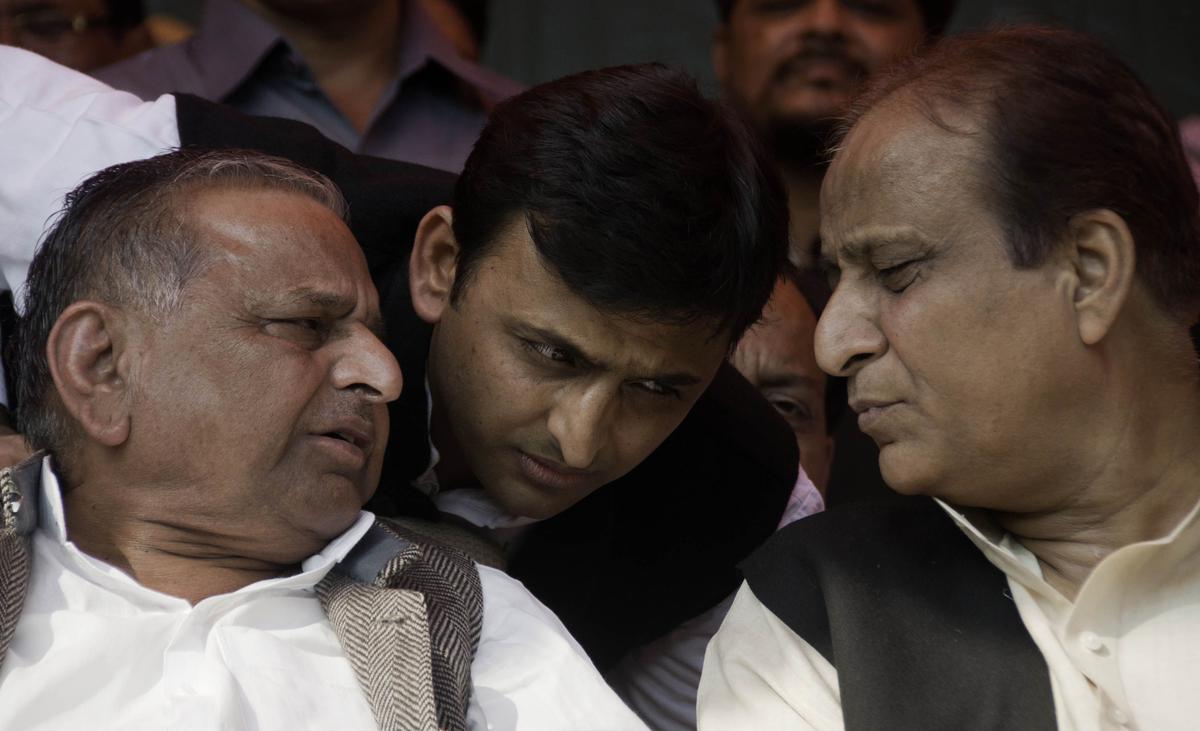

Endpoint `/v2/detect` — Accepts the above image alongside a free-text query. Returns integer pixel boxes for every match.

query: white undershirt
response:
[0,457,647,730]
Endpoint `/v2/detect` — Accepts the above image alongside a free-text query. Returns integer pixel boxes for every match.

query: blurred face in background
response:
[714,0,926,159]
[732,276,833,493]
[0,0,149,71]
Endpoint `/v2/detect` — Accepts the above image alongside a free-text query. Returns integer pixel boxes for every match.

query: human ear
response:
[1067,209,1136,346]
[45,302,132,447]
[409,205,460,325]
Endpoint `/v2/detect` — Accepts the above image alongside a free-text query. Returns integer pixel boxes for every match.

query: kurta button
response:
[1081,631,1105,652]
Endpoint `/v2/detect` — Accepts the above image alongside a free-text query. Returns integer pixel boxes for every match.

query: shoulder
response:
[698,582,843,731]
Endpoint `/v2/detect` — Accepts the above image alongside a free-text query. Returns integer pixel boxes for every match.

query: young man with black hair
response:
[0,46,803,705]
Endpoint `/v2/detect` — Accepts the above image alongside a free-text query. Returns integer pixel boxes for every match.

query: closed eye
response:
[265,318,328,347]
[878,261,919,293]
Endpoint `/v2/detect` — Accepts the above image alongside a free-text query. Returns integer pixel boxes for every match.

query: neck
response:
[781,165,825,268]
[245,0,402,133]
[428,401,476,492]
[993,366,1200,601]
[62,479,313,605]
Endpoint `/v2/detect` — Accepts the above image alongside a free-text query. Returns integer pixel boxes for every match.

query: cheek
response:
[855,26,924,68]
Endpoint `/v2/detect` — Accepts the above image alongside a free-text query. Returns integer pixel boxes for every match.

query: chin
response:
[877,443,942,497]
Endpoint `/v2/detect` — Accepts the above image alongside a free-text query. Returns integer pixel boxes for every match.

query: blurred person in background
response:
[713,0,956,267]
[732,266,843,497]
[0,0,150,70]
[713,0,957,509]
[96,0,518,172]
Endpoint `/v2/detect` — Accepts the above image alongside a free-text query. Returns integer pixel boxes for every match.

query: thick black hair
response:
[715,0,958,37]
[450,63,789,344]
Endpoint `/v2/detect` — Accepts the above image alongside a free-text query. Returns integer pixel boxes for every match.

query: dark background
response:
[150,0,1200,118]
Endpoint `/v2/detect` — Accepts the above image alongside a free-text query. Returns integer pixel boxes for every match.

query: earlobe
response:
[46,302,132,447]
[409,205,460,324]
[1068,209,1136,346]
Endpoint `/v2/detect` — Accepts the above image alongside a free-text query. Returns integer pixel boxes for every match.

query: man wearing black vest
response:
[700,27,1200,730]
[0,47,801,681]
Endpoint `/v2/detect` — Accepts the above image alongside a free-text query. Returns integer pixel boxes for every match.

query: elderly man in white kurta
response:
[700,26,1200,731]
[0,47,646,731]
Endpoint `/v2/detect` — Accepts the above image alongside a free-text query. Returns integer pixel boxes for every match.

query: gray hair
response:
[12,148,349,457]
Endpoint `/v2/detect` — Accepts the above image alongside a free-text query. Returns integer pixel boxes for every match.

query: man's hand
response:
[0,407,33,468]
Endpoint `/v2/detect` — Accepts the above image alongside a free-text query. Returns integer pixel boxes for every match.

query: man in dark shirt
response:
[96,0,520,172]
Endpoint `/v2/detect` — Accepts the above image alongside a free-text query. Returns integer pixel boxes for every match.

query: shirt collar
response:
[192,0,518,106]
[191,0,284,101]
[36,454,375,599]
[395,0,521,106]
[935,493,1200,597]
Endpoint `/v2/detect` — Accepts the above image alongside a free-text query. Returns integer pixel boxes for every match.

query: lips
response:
[775,52,865,86]
[850,397,900,438]
[517,451,599,492]
[311,417,375,467]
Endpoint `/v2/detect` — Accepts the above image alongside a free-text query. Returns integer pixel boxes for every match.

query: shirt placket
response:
[164,605,220,730]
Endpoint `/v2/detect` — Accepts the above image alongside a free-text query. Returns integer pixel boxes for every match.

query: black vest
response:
[174,95,799,667]
[743,498,1057,730]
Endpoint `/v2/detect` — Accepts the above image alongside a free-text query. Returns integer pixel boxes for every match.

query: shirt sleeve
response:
[472,565,649,730]
[697,581,845,731]
[0,46,179,408]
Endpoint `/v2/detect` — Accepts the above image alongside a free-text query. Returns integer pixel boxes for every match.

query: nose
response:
[331,325,404,403]
[814,283,886,377]
[546,382,616,470]
[805,0,848,36]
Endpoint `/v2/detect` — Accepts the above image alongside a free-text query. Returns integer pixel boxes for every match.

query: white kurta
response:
[0,460,647,731]
[699,497,1200,731]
